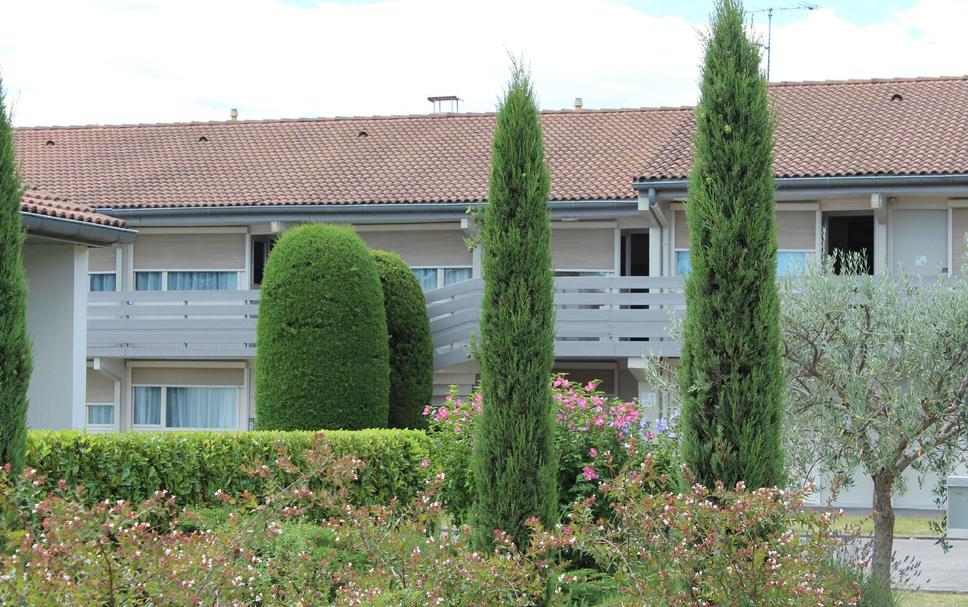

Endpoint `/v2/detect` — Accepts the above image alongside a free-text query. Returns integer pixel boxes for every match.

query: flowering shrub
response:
[425,374,679,524]
[530,459,864,607]
[0,433,867,606]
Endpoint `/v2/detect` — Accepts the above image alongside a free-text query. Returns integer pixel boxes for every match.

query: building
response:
[14,75,968,508]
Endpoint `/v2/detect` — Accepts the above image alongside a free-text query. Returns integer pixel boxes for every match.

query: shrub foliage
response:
[26,429,430,506]
[256,223,389,430]
[679,0,785,489]
[472,63,558,550]
[372,250,433,429]
[0,78,30,472]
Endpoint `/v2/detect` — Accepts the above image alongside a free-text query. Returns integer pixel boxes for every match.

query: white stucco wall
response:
[23,243,87,430]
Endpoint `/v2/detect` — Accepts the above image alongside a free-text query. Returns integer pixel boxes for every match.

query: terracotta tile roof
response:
[13,76,968,209]
[639,76,968,181]
[13,108,691,208]
[20,188,127,228]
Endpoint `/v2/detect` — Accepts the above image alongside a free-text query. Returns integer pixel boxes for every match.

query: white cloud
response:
[0,0,965,126]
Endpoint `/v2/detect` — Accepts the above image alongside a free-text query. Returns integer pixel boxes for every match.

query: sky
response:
[0,0,965,126]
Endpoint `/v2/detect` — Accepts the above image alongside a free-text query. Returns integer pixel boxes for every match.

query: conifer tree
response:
[679,0,785,489]
[0,79,31,471]
[471,63,557,550]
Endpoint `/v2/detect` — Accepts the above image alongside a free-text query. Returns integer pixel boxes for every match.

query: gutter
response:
[100,199,641,227]
[21,212,138,246]
[633,174,968,199]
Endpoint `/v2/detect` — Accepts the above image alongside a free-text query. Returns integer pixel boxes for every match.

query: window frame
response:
[410,265,474,290]
[131,383,242,431]
[85,401,118,430]
[88,271,118,292]
[133,269,243,291]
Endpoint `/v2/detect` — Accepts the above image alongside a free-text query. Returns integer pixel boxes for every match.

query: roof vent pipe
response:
[230,108,238,122]
[574,97,583,111]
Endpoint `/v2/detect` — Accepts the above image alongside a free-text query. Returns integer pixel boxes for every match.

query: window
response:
[133,385,238,430]
[89,272,117,292]
[411,266,473,290]
[675,250,809,277]
[86,403,115,426]
[135,271,239,291]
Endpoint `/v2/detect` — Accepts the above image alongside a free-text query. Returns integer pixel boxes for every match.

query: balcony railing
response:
[88,277,685,366]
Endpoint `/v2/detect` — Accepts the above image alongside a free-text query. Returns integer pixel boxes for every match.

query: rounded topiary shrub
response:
[372,250,433,429]
[256,223,389,430]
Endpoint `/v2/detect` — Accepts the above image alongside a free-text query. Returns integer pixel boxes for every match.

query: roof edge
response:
[634,173,968,195]
[21,212,137,245]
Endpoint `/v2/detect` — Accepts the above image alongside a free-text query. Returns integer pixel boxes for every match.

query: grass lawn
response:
[897,591,968,606]
[836,513,943,537]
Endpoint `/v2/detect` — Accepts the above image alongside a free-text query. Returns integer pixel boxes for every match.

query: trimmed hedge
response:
[256,223,390,430]
[26,430,430,507]
[372,250,433,429]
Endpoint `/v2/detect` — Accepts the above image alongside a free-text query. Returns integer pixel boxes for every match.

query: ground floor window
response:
[412,266,473,290]
[89,272,117,292]
[86,402,116,426]
[135,270,240,291]
[133,385,238,429]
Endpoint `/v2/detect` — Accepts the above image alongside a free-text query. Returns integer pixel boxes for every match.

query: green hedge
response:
[372,250,433,429]
[26,429,430,507]
[256,223,389,430]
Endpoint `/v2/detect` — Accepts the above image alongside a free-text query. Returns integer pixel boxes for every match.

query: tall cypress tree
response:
[471,63,557,551]
[0,79,31,471]
[679,0,784,489]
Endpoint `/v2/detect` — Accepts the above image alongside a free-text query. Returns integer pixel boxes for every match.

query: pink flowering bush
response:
[425,374,679,524]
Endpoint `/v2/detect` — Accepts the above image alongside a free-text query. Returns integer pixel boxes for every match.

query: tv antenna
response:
[751,3,820,80]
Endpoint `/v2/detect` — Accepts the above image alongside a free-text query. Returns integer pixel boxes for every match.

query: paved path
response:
[892,538,968,592]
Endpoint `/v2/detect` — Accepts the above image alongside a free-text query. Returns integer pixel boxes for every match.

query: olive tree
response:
[780,252,968,592]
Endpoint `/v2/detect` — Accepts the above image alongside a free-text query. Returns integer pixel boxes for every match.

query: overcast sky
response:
[1,0,966,127]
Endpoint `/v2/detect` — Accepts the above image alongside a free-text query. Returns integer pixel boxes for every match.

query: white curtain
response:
[443,267,472,286]
[89,273,117,292]
[135,272,164,291]
[166,387,236,429]
[168,271,237,291]
[412,268,438,291]
[133,387,162,425]
[87,404,115,425]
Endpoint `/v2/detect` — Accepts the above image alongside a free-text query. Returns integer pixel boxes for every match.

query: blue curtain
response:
[442,267,473,286]
[412,268,438,291]
[675,251,692,276]
[87,404,115,425]
[89,273,117,292]
[166,387,236,429]
[168,271,238,291]
[133,387,162,425]
[777,251,808,277]
[135,272,164,291]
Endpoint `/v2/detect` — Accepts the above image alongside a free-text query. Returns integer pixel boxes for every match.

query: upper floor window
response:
[135,270,239,291]
[251,235,277,286]
[89,272,117,292]
[412,266,473,291]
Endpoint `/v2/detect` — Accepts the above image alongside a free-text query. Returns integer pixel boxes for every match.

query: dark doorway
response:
[826,215,874,274]
[620,232,649,277]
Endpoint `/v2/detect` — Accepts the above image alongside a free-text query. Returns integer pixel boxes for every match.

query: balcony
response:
[88,277,685,365]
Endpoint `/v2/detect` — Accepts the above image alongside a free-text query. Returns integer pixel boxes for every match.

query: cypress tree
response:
[679,0,785,489]
[471,63,557,551]
[256,223,389,431]
[0,79,31,471]
[372,250,433,429]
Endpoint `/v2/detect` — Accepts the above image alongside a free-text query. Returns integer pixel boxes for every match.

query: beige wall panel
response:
[953,209,968,274]
[552,228,614,270]
[133,234,246,270]
[86,369,115,403]
[132,367,245,387]
[359,230,470,267]
[674,211,689,248]
[89,247,117,272]
[777,211,816,249]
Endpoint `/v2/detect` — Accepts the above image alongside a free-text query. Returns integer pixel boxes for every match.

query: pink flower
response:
[646,431,655,441]
[582,466,598,481]
[584,382,596,392]
[420,459,430,469]
[588,448,598,458]
[422,405,431,416]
